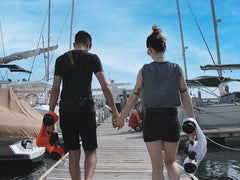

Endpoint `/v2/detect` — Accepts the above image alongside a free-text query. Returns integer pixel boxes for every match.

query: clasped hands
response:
[112,112,124,130]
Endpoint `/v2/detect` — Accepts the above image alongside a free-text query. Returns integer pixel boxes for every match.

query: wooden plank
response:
[40,117,197,180]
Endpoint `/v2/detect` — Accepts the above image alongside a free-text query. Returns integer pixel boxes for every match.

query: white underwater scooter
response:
[182,117,207,173]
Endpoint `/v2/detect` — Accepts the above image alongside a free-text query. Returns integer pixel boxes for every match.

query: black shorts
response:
[143,107,180,142]
[60,111,97,151]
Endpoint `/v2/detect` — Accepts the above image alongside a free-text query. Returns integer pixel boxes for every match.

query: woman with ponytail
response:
[115,25,195,180]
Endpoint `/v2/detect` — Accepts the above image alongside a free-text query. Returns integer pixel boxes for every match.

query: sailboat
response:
[0,1,60,162]
[176,0,240,129]
[0,47,58,162]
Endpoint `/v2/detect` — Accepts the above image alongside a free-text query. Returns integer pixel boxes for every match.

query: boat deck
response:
[39,117,197,180]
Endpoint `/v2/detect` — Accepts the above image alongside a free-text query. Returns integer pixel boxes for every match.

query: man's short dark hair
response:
[74,31,92,49]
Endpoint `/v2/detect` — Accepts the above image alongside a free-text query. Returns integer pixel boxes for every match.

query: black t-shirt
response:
[54,50,103,103]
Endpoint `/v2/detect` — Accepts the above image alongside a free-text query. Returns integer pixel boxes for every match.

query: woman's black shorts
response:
[143,107,180,142]
[60,111,97,151]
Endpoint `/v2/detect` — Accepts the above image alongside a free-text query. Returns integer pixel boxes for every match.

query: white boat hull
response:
[178,104,240,129]
[0,139,45,162]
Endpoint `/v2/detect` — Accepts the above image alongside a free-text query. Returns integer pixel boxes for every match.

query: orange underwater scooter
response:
[36,111,64,161]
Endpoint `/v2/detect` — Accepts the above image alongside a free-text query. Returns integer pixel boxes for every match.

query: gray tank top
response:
[142,61,182,108]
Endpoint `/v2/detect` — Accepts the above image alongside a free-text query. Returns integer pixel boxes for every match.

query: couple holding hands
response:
[48,25,195,180]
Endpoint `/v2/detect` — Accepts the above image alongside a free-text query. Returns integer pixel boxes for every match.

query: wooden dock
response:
[39,117,197,180]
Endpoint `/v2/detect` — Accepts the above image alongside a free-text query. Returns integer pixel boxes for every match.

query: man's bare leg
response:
[69,149,81,180]
[84,150,97,180]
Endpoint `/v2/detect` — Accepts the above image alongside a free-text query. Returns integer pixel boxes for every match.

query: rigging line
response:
[185,0,216,65]
[49,52,55,74]
[192,80,218,97]
[48,5,71,75]
[0,21,5,57]
[0,21,5,80]
[28,11,48,81]
[0,71,3,81]
[47,5,71,76]
[56,6,71,45]
[198,87,218,97]
[206,136,240,151]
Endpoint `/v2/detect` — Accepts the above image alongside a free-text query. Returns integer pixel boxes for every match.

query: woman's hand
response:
[187,131,197,139]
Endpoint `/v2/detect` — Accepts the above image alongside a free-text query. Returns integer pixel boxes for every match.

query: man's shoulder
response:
[72,50,97,57]
[56,52,68,61]
[85,52,100,61]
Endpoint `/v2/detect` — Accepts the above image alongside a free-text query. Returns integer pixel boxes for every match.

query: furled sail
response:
[200,64,240,71]
[0,45,58,65]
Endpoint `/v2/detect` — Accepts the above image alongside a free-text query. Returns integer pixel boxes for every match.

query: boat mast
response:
[210,0,222,77]
[46,0,51,81]
[176,0,188,80]
[69,0,74,50]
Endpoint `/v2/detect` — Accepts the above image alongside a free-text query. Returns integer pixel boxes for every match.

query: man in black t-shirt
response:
[47,31,120,180]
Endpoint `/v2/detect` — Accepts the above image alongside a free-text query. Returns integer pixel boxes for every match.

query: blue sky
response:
[0,0,239,97]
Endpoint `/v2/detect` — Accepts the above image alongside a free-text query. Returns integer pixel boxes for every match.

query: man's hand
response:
[115,116,125,130]
[46,125,55,134]
[112,112,120,128]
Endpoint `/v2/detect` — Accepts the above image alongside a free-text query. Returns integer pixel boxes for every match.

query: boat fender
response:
[36,111,64,160]
[182,117,207,173]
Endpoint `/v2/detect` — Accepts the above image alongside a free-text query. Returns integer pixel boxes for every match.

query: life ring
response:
[25,93,39,107]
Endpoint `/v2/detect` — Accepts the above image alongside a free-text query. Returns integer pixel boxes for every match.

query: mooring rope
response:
[205,135,240,151]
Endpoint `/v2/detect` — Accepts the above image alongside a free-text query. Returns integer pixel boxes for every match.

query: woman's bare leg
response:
[145,140,165,180]
[163,141,180,180]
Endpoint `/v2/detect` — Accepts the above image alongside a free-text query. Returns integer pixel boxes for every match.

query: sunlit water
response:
[0,143,240,180]
[177,141,240,180]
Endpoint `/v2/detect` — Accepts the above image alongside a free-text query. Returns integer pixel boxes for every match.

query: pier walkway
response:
[39,117,197,180]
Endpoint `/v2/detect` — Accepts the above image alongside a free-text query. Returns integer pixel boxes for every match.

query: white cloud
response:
[1,0,239,92]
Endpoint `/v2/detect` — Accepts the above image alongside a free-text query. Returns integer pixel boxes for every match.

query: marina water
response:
[0,143,240,179]
[178,142,240,180]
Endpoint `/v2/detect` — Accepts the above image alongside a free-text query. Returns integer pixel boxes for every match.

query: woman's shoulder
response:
[142,63,151,72]
[167,61,181,69]
[167,62,182,76]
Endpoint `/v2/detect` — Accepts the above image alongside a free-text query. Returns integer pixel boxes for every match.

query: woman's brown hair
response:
[146,25,166,52]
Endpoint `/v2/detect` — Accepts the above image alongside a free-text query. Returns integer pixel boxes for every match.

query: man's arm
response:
[49,75,61,112]
[46,75,61,132]
[95,72,119,127]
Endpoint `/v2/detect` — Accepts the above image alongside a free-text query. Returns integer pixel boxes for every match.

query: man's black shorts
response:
[60,111,97,151]
[143,107,180,142]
